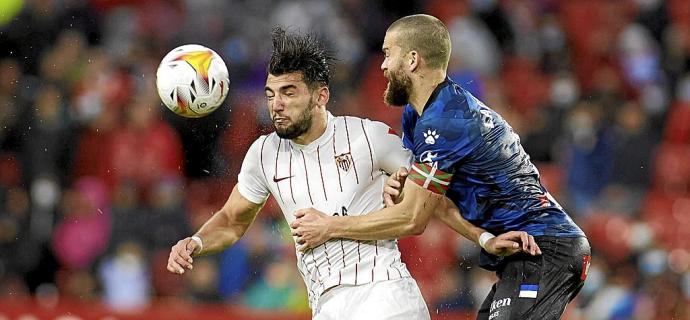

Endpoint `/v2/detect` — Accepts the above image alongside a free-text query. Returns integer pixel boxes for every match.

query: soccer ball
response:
[156,44,229,118]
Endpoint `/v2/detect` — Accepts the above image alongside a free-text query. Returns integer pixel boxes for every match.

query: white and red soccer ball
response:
[156,44,229,118]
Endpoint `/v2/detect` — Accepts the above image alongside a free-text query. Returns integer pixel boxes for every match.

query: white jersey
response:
[237,113,413,308]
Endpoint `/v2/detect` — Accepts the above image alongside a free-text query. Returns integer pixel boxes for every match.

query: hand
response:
[384,167,408,207]
[290,208,333,252]
[167,237,198,274]
[484,231,542,257]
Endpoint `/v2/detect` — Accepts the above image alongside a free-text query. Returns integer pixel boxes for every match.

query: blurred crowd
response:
[1,0,690,319]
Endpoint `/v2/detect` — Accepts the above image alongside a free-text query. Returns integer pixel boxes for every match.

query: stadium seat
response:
[581,212,632,264]
[536,162,564,197]
[500,58,550,115]
[650,143,690,194]
[663,101,690,143]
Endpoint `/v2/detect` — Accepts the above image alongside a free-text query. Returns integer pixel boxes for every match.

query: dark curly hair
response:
[268,27,335,89]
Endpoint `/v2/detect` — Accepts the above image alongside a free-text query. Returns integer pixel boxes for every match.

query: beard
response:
[274,98,315,139]
[384,67,412,106]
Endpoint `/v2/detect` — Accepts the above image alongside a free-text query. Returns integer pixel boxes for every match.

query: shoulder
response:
[247,133,281,155]
[425,87,495,136]
[333,115,395,134]
[333,115,367,127]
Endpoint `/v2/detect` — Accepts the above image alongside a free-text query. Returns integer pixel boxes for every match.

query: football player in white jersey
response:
[167,27,534,320]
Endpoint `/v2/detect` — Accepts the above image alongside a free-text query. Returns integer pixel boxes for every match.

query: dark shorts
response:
[477,236,591,320]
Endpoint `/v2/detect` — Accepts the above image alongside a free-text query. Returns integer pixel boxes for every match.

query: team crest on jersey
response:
[335,153,353,172]
[420,150,438,164]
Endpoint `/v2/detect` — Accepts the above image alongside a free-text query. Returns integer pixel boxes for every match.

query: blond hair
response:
[388,14,451,70]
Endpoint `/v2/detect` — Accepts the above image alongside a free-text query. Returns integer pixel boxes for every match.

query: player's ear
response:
[408,50,419,72]
[315,85,329,107]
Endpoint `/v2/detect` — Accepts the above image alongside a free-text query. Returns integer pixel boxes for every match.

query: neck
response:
[409,69,447,115]
[292,107,328,145]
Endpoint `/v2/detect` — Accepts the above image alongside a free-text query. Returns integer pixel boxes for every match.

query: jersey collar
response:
[421,77,451,114]
[289,111,335,151]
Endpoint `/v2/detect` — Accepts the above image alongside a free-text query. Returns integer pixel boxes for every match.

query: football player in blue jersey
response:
[291,14,590,320]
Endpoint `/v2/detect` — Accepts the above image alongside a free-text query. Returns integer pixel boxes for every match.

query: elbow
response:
[408,222,427,235]
[397,203,430,236]
[402,216,427,236]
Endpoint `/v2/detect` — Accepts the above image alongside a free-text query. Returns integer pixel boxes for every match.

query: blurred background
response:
[1,0,690,319]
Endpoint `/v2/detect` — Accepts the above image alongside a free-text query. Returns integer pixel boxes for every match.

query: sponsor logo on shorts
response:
[489,298,511,319]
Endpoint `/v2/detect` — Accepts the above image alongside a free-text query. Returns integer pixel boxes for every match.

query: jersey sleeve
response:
[408,116,483,194]
[401,105,417,150]
[237,136,270,204]
[365,119,413,175]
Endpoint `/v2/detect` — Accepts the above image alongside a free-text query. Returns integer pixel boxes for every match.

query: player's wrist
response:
[478,232,496,251]
[190,235,203,255]
[327,215,346,238]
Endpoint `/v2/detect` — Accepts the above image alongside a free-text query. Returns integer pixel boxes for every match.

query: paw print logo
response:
[423,129,440,145]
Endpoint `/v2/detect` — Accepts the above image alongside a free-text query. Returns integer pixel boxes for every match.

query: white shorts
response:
[313,277,430,320]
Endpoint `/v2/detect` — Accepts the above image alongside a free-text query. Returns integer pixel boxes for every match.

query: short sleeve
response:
[237,136,270,204]
[414,116,483,174]
[365,119,413,174]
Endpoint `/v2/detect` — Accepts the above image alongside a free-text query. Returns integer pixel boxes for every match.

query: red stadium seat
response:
[581,212,632,264]
[651,143,690,195]
[536,163,564,197]
[0,152,21,188]
[641,191,690,250]
[500,58,550,116]
[663,101,690,143]
[669,0,690,27]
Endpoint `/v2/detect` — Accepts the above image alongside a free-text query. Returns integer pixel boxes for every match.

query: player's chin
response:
[383,90,404,107]
[273,122,290,131]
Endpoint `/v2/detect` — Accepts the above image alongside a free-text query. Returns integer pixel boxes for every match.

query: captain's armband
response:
[408,162,452,195]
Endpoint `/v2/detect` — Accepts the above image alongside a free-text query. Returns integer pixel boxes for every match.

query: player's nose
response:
[271,96,286,111]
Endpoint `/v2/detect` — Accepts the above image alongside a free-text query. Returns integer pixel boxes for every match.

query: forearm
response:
[329,205,420,240]
[192,187,264,256]
[329,189,444,240]
[194,212,247,256]
[433,206,485,244]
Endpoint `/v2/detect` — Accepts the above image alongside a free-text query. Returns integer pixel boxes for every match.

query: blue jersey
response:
[402,77,584,238]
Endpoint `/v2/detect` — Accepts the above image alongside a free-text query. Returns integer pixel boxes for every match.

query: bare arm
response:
[333,181,441,239]
[382,167,484,242]
[194,185,265,255]
[291,179,443,245]
[292,167,540,255]
[433,197,485,243]
[167,185,264,274]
